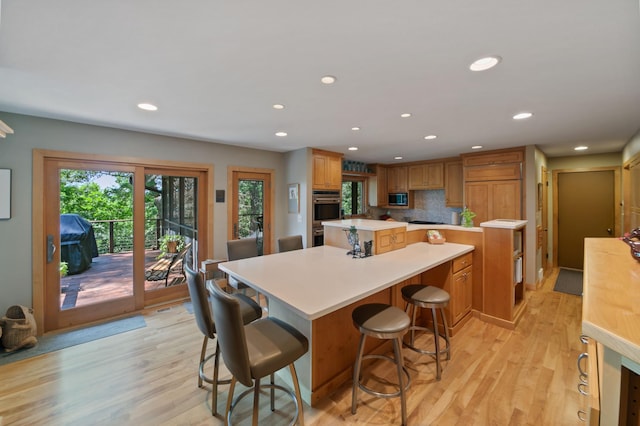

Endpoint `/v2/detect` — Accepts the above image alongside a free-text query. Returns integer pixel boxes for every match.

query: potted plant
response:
[460,207,476,228]
[158,233,185,258]
[60,261,69,277]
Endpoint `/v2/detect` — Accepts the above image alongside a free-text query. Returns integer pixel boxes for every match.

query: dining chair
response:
[277,235,303,252]
[184,264,262,416]
[207,279,309,425]
[226,238,266,307]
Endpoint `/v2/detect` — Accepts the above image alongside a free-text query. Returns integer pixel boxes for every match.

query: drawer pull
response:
[578,382,589,396]
[577,352,588,377]
[577,410,587,422]
[579,372,588,385]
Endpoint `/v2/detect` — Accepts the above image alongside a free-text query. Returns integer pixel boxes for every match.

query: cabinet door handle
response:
[577,410,587,422]
[577,382,588,396]
[577,352,588,377]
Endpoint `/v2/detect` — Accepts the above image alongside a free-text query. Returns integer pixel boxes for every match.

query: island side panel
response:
[444,229,484,312]
[310,288,391,405]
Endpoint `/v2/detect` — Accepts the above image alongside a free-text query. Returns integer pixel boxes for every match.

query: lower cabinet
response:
[420,252,473,335]
[375,227,407,254]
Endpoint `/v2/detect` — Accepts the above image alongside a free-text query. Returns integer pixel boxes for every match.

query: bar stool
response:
[351,303,411,426]
[401,285,451,380]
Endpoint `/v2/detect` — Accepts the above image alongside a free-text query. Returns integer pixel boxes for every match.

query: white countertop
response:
[323,218,483,233]
[322,218,407,231]
[480,219,527,229]
[219,242,474,320]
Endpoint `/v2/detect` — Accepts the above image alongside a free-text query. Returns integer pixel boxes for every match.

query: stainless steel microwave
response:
[388,192,408,206]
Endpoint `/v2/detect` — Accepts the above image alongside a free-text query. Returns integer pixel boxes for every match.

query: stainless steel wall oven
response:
[312,190,341,246]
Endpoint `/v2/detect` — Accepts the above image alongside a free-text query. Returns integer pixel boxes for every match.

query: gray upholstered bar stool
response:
[401,285,451,380]
[351,303,411,426]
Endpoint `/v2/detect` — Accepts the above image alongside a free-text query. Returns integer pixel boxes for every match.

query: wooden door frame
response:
[551,166,620,268]
[227,166,275,255]
[32,149,214,333]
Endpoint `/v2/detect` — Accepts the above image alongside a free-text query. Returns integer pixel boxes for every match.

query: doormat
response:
[553,268,583,296]
[0,315,146,366]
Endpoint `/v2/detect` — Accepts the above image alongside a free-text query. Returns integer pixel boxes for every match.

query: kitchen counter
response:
[220,242,473,320]
[583,238,640,424]
[219,241,474,406]
[323,218,483,233]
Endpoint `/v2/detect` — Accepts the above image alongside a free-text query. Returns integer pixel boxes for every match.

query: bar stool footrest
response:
[356,353,411,399]
[403,325,451,359]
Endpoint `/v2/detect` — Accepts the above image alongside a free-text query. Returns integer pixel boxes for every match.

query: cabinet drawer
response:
[453,252,472,272]
[464,163,521,181]
[463,150,523,167]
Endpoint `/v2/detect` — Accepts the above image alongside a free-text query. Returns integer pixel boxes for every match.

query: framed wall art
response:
[288,183,299,214]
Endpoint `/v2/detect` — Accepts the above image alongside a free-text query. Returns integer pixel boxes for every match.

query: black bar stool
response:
[402,285,451,380]
[351,303,411,426]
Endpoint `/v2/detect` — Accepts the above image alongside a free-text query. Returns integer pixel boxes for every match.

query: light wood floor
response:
[0,269,584,425]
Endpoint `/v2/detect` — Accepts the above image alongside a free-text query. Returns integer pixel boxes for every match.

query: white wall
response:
[0,112,287,314]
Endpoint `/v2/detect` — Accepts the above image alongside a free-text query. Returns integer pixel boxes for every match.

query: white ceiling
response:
[1,0,639,163]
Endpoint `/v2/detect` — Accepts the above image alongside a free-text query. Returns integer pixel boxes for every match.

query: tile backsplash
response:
[370,189,462,224]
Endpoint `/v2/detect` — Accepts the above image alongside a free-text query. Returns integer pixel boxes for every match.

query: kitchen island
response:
[219,241,474,406]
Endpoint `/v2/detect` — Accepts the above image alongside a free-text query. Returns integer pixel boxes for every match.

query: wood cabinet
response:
[465,180,521,226]
[387,166,408,193]
[370,164,387,207]
[408,162,444,190]
[445,160,463,207]
[462,150,523,167]
[462,147,524,224]
[480,222,526,329]
[420,251,473,335]
[312,149,343,190]
[375,227,407,254]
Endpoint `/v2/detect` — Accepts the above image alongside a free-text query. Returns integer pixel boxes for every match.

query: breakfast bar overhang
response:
[219,242,474,406]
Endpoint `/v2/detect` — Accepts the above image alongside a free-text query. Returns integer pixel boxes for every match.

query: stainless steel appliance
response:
[388,192,409,206]
[312,191,341,246]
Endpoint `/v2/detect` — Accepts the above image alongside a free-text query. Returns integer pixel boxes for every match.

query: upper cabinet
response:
[462,147,525,225]
[312,149,343,191]
[387,166,408,193]
[445,160,463,207]
[408,162,444,190]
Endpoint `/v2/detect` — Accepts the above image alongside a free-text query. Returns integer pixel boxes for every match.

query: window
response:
[342,178,366,217]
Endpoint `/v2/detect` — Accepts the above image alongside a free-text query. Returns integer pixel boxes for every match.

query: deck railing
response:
[88,218,197,255]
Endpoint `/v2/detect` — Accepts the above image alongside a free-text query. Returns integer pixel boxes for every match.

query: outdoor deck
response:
[60,250,186,309]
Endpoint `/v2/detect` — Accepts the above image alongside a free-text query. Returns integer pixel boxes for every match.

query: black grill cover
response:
[60,214,99,275]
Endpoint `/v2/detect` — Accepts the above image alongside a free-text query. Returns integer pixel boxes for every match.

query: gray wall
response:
[0,112,287,314]
[282,148,312,248]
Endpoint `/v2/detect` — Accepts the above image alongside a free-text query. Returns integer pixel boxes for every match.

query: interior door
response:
[229,168,273,255]
[556,170,616,269]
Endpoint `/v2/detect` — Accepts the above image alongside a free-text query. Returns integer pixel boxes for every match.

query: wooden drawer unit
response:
[421,252,474,335]
[464,163,521,182]
[462,150,524,167]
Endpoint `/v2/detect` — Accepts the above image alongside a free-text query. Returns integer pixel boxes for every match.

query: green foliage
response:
[59,261,68,277]
[158,233,185,258]
[59,170,160,253]
[342,181,364,216]
[461,207,476,227]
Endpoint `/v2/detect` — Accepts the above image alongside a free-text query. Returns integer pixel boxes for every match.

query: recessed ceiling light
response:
[351,127,361,131]
[400,113,412,118]
[394,156,403,160]
[471,145,483,150]
[348,147,358,151]
[424,135,437,140]
[137,103,158,111]
[513,112,533,120]
[321,75,336,84]
[575,146,589,151]
[469,56,502,71]
[273,104,285,110]
[275,131,287,137]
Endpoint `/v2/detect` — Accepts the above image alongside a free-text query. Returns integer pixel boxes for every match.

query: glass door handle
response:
[47,234,56,263]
